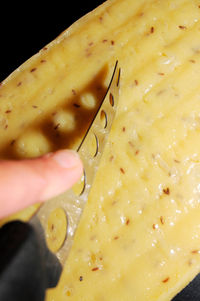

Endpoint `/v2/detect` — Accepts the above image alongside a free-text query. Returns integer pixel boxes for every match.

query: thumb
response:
[0,149,83,219]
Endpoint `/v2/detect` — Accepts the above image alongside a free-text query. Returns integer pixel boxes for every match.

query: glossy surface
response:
[46,208,67,253]
[1,0,200,300]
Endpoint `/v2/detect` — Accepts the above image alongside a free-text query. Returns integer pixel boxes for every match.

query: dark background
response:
[0,1,104,82]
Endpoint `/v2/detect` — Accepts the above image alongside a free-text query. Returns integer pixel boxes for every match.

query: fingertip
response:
[52,149,83,169]
[38,149,83,201]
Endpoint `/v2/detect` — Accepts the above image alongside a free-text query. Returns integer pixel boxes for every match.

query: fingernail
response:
[53,149,81,169]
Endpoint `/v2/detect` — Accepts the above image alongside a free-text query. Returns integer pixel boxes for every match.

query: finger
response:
[0,149,83,219]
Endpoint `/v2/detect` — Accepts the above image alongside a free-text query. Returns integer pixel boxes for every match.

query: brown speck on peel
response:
[114,236,119,240]
[158,72,165,76]
[189,59,196,63]
[72,89,76,95]
[192,48,200,54]
[88,42,94,46]
[90,235,96,241]
[5,110,12,114]
[40,59,46,63]
[109,155,114,162]
[51,112,57,116]
[126,219,130,225]
[163,187,170,195]
[162,277,170,283]
[73,103,80,108]
[191,250,199,254]
[4,124,8,130]
[174,159,180,163]
[160,216,165,225]
[111,40,115,45]
[32,105,38,109]
[137,11,144,17]
[17,81,22,87]
[134,79,139,86]
[10,139,15,146]
[54,123,60,130]
[99,16,103,22]
[43,47,48,51]
[150,26,154,33]
[120,167,125,174]
[157,89,166,96]
[122,126,126,132]
[85,49,92,57]
[179,25,186,29]
[30,68,37,72]
[135,150,140,155]
[152,224,157,230]
[128,141,134,147]
[102,39,108,43]
[79,276,83,281]
[91,267,99,271]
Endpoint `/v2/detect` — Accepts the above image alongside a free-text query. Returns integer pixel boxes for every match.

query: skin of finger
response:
[0,152,83,219]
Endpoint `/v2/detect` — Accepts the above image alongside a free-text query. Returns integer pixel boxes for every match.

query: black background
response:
[0,1,104,82]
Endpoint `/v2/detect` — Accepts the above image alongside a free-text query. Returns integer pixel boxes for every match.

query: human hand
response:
[0,150,83,219]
